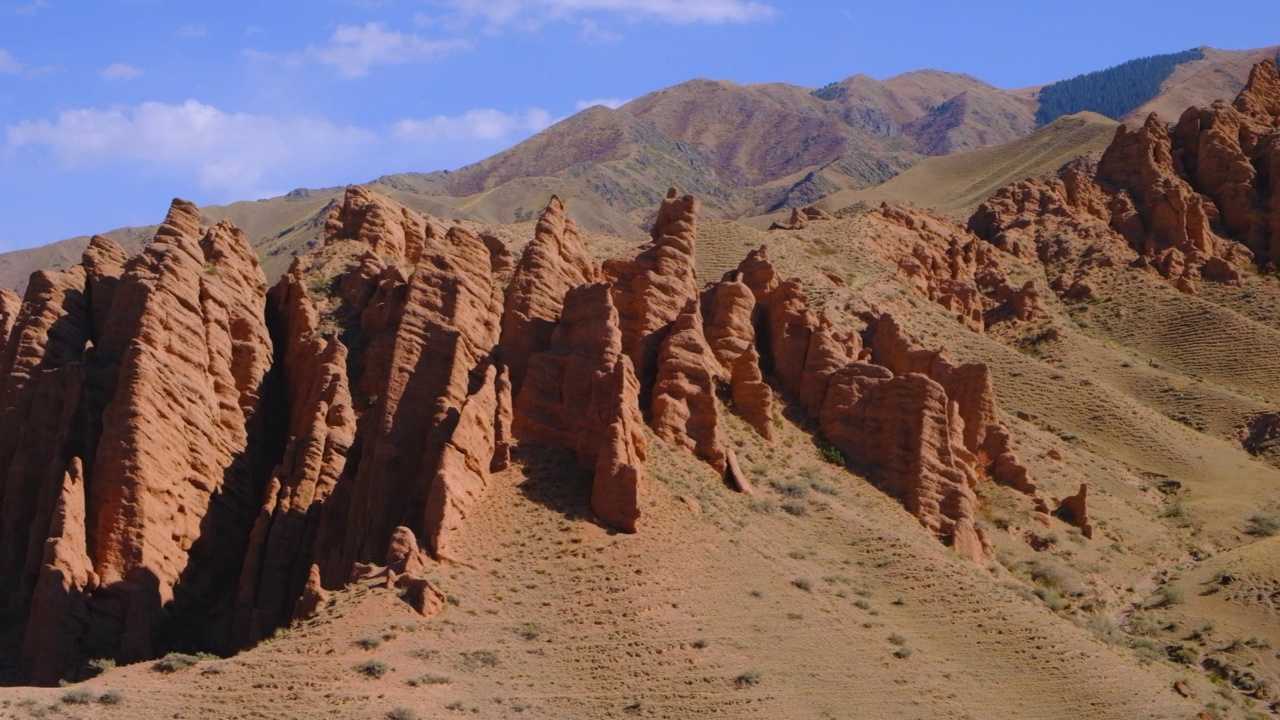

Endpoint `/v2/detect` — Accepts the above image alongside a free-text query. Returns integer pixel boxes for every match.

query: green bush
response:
[819,446,846,466]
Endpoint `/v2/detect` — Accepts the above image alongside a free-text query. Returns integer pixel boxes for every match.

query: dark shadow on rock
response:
[512,443,599,526]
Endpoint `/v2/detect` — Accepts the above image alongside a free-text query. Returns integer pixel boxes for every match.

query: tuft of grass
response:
[888,633,906,646]
[152,653,200,673]
[355,660,392,679]
[1245,514,1280,537]
[747,498,777,514]
[407,674,450,687]
[692,639,710,649]
[893,647,914,659]
[387,709,418,720]
[733,670,762,688]
[97,690,124,706]
[513,622,545,641]
[1154,585,1185,607]
[809,481,839,495]
[60,688,96,705]
[791,578,812,592]
[460,650,500,670]
[355,636,384,650]
[781,501,809,517]
[770,480,807,498]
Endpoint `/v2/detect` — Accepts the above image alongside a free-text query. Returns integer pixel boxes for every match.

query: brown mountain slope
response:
[1125,45,1280,121]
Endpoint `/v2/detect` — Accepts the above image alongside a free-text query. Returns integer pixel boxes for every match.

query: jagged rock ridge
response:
[0,185,1053,686]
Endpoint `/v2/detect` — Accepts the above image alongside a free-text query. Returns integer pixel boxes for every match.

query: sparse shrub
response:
[355,636,383,650]
[692,639,710,649]
[893,647,913,659]
[819,446,846,466]
[1168,645,1198,665]
[791,578,812,592]
[770,480,807,498]
[747,498,777,514]
[460,650,500,669]
[97,690,124,706]
[60,688,95,705]
[1245,514,1280,537]
[387,709,418,720]
[1133,638,1163,664]
[1081,615,1124,645]
[355,660,392,678]
[445,701,464,711]
[854,599,871,611]
[1155,586,1185,607]
[152,653,200,673]
[887,633,906,646]
[809,481,838,495]
[513,622,545,641]
[734,670,762,688]
[87,657,116,675]
[407,674,450,687]
[781,501,809,517]
[1034,587,1068,612]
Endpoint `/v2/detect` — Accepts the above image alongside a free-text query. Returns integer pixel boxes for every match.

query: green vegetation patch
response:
[1035,48,1205,125]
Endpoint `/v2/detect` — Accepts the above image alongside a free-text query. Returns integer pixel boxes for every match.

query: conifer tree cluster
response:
[1035,48,1205,126]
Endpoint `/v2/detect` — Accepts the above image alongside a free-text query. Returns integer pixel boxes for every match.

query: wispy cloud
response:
[393,108,553,142]
[574,97,628,111]
[424,0,777,27]
[6,101,376,196]
[261,22,471,78]
[0,49,22,75]
[10,0,47,15]
[100,63,144,81]
[176,24,208,38]
[5,101,557,199]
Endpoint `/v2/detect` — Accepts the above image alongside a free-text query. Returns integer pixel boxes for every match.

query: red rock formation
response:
[603,188,700,397]
[702,272,774,440]
[974,60,1280,292]
[293,564,329,620]
[321,223,503,580]
[0,287,19,355]
[499,196,600,393]
[736,247,818,394]
[425,361,507,557]
[819,367,988,562]
[870,204,1043,329]
[514,282,647,532]
[21,458,96,685]
[651,303,727,472]
[769,207,808,231]
[324,185,448,264]
[231,261,355,647]
[1054,484,1095,539]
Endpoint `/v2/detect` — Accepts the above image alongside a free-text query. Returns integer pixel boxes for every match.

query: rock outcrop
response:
[651,303,727,472]
[515,283,647,532]
[972,59,1280,294]
[1054,484,1095,539]
[603,188,700,398]
[702,272,774,439]
[500,196,600,394]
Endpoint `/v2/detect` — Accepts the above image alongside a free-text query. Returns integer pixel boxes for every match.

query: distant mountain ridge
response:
[0,45,1273,293]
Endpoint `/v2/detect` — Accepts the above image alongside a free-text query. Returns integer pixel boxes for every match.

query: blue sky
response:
[0,0,1276,251]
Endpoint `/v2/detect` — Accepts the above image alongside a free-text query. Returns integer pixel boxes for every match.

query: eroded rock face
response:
[500,196,600,394]
[1055,484,1095,539]
[515,282,647,532]
[319,223,504,581]
[603,188,700,399]
[0,199,275,682]
[324,185,448,265]
[702,272,774,439]
[973,59,1280,293]
[651,303,727,472]
[870,204,1044,330]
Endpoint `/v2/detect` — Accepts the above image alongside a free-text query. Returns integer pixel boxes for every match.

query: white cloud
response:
[393,108,553,142]
[574,97,628,111]
[11,1,47,15]
[5,101,557,200]
[100,63,144,81]
[428,0,776,26]
[176,24,208,38]
[271,22,471,78]
[5,101,377,197]
[0,49,22,75]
